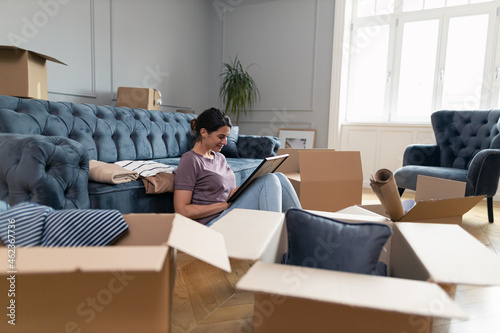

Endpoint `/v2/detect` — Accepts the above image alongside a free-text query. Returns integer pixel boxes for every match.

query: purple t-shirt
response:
[174,150,236,224]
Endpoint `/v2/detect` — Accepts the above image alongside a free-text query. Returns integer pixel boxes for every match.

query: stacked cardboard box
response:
[0,45,66,100]
[116,86,162,110]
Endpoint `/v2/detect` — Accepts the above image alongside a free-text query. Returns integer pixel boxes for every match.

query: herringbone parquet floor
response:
[171,189,500,333]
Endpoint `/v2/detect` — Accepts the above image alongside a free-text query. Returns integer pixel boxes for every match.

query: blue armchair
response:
[394,110,500,223]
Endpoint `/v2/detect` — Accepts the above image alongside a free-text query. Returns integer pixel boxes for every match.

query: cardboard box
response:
[212,208,500,333]
[0,213,231,333]
[276,148,363,212]
[0,45,66,100]
[116,87,162,110]
[364,175,485,225]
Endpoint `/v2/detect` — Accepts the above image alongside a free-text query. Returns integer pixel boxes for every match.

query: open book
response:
[227,154,289,203]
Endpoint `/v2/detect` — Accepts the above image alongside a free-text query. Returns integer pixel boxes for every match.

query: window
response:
[344,0,499,123]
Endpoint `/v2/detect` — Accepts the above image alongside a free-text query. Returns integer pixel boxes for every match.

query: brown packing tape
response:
[370,169,405,221]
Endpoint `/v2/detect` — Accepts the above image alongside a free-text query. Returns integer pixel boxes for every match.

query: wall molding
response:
[248,109,314,113]
[48,0,97,98]
[239,120,313,125]
[221,0,317,111]
[310,0,318,112]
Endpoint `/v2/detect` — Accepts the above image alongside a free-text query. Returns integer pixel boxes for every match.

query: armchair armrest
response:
[402,144,441,167]
[0,134,90,209]
[467,149,500,197]
[237,135,281,159]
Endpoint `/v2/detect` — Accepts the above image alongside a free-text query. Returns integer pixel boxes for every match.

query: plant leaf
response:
[219,55,260,121]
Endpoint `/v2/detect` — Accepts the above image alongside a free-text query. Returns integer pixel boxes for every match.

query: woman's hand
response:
[227,187,239,201]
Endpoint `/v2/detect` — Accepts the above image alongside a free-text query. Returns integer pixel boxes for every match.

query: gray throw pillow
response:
[282,208,392,275]
[221,126,239,158]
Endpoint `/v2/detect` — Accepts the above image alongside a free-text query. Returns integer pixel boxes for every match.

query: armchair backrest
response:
[0,95,196,162]
[432,110,500,169]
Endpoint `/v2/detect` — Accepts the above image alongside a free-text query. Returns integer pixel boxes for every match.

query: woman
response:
[173,107,301,226]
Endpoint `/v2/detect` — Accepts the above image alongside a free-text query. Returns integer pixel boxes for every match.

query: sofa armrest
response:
[0,134,90,209]
[402,144,441,167]
[237,135,281,159]
[467,149,500,197]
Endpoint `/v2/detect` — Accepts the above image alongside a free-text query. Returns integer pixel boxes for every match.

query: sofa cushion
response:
[88,180,175,214]
[221,126,239,158]
[225,158,263,186]
[282,209,392,275]
[394,165,472,194]
[88,157,262,213]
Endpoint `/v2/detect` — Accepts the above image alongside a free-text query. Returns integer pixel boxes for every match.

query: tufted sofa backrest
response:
[0,95,196,162]
[432,110,500,169]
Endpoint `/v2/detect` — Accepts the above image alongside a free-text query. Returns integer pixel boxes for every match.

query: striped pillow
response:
[41,209,128,247]
[0,203,54,246]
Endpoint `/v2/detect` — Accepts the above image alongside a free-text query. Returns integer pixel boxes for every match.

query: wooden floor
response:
[171,189,500,333]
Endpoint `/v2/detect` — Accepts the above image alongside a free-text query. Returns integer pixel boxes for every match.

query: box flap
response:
[0,247,168,274]
[415,175,466,202]
[237,261,467,320]
[276,148,335,173]
[400,196,484,222]
[117,213,174,245]
[167,214,231,272]
[395,223,500,285]
[210,209,285,262]
[338,205,390,218]
[276,148,301,173]
[299,151,362,182]
[0,45,67,65]
[284,172,301,182]
[359,204,391,217]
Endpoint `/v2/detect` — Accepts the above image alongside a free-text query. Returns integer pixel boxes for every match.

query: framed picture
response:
[278,129,316,149]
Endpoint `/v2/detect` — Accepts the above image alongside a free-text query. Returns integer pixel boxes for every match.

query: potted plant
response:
[219,56,260,125]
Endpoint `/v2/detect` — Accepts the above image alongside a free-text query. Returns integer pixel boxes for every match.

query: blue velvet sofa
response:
[0,95,280,214]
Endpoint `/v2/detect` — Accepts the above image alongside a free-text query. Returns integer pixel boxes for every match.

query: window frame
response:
[342,0,500,124]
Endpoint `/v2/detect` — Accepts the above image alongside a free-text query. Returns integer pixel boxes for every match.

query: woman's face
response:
[202,125,231,152]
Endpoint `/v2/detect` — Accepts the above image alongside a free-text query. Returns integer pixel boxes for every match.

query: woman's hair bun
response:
[190,118,198,131]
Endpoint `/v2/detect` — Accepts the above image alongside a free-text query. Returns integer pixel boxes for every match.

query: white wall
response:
[340,124,435,187]
[0,0,221,112]
[220,0,335,147]
[0,0,335,143]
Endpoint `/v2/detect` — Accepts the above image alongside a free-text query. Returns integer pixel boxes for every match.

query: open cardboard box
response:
[212,208,500,333]
[0,213,231,333]
[364,175,485,225]
[0,45,66,99]
[276,148,363,212]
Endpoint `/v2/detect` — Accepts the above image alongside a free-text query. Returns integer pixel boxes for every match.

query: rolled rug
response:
[369,168,405,221]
